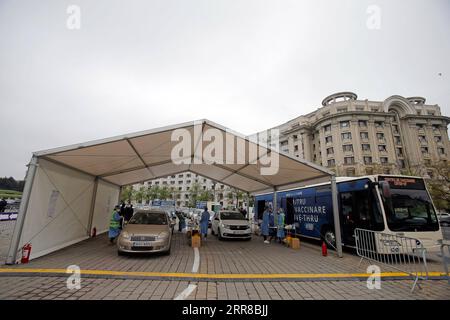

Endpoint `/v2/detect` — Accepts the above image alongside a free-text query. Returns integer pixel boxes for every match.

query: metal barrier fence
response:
[0,206,19,263]
[439,240,450,285]
[354,228,428,292]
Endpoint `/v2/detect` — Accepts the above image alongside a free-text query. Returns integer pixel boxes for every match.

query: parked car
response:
[211,210,251,240]
[438,213,450,227]
[117,209,172,255]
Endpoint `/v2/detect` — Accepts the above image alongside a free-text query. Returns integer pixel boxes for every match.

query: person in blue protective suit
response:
[276,208,285,243]
[268,208,276,242]
[200,207,210,240]
[261,206,270,243]
[109,205,122,244]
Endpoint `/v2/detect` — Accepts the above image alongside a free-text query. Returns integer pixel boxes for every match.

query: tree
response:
[188,182,202,207]
[159,186,171,200]
[423,161,450,212]
[147,185,161,201]
[120,186,133,203]
[133,186,145,203]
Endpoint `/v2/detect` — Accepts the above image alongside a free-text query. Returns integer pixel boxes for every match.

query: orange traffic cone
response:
[322,241,328,256]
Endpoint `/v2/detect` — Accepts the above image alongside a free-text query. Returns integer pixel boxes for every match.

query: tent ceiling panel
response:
[129,127,194,166]
[103,168,154,186]
[34,120,333,193]
[46,140,143,177]
[222,173,270,193]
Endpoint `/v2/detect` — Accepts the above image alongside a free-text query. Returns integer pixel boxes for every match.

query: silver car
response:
[117,209,172,255]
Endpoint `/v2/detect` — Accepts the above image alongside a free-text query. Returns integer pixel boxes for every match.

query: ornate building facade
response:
[271,92,450,177]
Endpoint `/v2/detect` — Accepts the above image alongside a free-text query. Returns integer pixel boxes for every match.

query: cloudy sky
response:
[1,0,449,179]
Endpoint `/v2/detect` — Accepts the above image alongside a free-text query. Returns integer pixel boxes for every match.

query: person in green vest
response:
[109,205,122,243]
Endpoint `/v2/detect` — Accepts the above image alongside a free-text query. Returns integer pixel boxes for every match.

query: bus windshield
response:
[380,177,439,232]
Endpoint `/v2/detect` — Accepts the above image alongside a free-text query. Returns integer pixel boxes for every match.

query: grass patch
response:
[0,189,22,199]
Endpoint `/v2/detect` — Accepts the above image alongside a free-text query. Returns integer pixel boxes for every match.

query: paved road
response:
[0,230,449,300]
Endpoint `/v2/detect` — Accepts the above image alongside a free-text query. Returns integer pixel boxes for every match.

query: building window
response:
[170,181,175,185]
[380,157,388,164]
[432,124,440,132]
[375,121,384,128]
[362,144,371,152]
[343,144,353,152]
[294,145,299,152]
[378,145,387,152]
[364,156,373,164]
[371,107,380,113]
[344,157,354,165]
[327,159,335,167]
[358,120,368,127]
[394,136,402,145]
[325,136,332,143]
[396,148,403,157]
[438,148,445,155]
[420,147,429,154]
[418,135,427,143]
[434,136,442,143]
[416,123,425,130]
[324,124,331,132]
[326,147,334,155]
[376,133,385,142]
[340,121,350,129]
[341,132,352,140]
[365,167,374,175]
[155,182,159,185]
[346,168,356,176]
[427,111,435,116]
[293,135,298,140]
[360,132,369,140]
[392,125,399,134]
[398,159,406,168]
[178,187,182,191]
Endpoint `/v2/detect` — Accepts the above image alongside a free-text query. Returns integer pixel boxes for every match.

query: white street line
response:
[174,284,197,300]
[192,247,200,273]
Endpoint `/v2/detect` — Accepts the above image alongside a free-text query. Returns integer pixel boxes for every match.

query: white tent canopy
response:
[6,119,341,264]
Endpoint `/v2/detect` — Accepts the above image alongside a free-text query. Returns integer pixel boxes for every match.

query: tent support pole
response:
[331,175,343,257]
[86,177,99,237]
[6,155,39,265]
[272,187,277,213]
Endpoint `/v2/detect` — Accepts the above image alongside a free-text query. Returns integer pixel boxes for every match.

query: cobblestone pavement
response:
[1,231,446,274]
[0,276,448,300]
[0,229,449,300]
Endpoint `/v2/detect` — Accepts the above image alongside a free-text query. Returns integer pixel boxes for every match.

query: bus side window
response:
[340,192,353,223]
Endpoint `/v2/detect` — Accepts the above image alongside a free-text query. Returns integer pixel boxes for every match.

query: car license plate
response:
[133,241,153,247]
[233,229,247,234]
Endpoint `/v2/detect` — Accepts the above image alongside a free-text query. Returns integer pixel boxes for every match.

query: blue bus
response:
[254,175,441,249]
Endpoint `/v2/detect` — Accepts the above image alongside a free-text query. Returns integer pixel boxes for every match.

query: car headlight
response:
[121,231,130,239]
[157,232,169,239]
[221,223,230,229]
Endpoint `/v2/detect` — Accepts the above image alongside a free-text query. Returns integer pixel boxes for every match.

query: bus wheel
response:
[324,230,336,249]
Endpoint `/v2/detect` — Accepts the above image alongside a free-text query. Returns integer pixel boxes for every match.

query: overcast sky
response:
[1,0,449,179]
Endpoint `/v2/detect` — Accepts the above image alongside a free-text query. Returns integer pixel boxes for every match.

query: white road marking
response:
[192,247,200,273]
[174,284,197,300]
[174,247,200,300]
